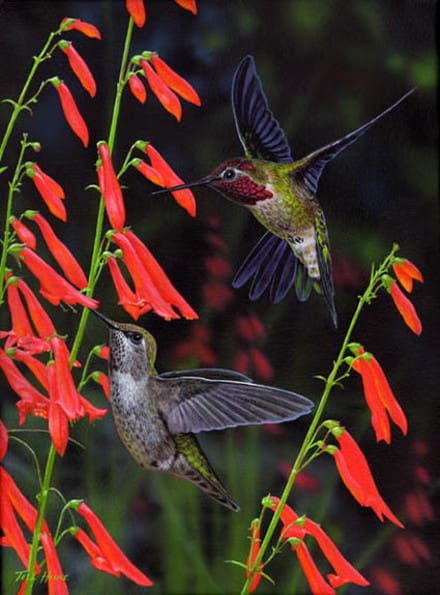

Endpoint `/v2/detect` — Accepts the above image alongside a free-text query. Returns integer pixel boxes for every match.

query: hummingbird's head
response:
[91,310,157,379]
[152,158,274,206]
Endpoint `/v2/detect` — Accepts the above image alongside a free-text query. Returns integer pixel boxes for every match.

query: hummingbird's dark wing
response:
[153,376,313,434]
[232,55,293,163]
[159,368,253,383]
[294,88,415,194]
[232,232,313,304]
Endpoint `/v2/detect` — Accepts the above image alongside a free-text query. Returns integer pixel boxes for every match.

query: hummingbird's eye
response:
[128,332,143,344]
[222,168,237,181]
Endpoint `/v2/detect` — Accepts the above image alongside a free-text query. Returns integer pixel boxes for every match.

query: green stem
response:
[240,245,399,594]
[21,18,135,594]
[0,135,30,301]
[0,31,57,164]
[69,18,134,363]
[24,444,57,595]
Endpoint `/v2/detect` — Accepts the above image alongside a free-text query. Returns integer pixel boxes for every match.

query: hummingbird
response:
[91,310,313,511]
[153,55,414,328]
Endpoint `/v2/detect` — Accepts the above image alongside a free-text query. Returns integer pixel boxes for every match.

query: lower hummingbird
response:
[153,55,414,328]
[92,310,313,511]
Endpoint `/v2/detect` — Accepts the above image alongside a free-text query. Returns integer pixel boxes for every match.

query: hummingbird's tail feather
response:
[232,231,336,325]
[297,88,415,195]
[173,434,240,512]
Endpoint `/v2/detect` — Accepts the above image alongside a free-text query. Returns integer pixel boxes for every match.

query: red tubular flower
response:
[332,428,403,527]
[61,17,102,39]
[0,348,50,423]
[107,256,150,320]
[73,528,120,576]
[31,213,88,289]
[245,519,262,592]
[14,350,49,391]
[47,367,70,457]
[76,502,153,586]
[392,258,423,293]
[50,336,83,419]
[351,345,407,443]
[140,59,182,121]
[60,40,97,97]
[269,497,369,592]
[33,164,65,199]
[111,232,178,320]
[145,143,196,216]
[124,230,198,319]
[125,0,146,27]
[134,159,163,186]
[0,419,8,460]
[151,55,201,106]
[296,543,336,595]
[128,74,147,103]
[18,246,98,309]
[7,283,34,338]
[389,281,422,335]
[27,165,67,221]
[79,396,108,422]
[97,142,126,231]
[92,371,110,399]
[174,0,197,14]
[10,217,37,249]
[52,79,89,147]
[0,483,37,571]
[17,278,56,339]
[40,532,68,594]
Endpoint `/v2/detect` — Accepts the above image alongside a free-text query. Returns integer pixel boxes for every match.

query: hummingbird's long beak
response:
[151,176,212,196]
[89,309,120,331]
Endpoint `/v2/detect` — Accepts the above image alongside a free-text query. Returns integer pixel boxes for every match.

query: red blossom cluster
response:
[245,496,369,594]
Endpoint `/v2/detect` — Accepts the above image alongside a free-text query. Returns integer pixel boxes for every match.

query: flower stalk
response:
[240,244,400,594]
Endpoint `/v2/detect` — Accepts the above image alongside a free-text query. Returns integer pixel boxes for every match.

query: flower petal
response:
[60,40,96,97]
[389,281,422,335]
[140,59,182,121]
[151,55,201,105]
[53,79,89,147]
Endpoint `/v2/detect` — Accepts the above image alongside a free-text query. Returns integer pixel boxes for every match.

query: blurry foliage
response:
[1,0,437,594]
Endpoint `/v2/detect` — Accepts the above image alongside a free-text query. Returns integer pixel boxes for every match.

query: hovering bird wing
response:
[159,368,253,383]
[153,375,313,434]
[232,55,293,163]
[294,88,415,195]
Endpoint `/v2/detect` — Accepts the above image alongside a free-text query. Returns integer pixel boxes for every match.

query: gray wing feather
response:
[155,377,313,434]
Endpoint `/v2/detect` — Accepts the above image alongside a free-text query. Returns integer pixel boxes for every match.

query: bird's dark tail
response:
[232,231,337,328]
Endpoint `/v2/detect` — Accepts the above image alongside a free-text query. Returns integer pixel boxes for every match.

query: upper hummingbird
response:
[154,55,414,328]
[92,310,313,511]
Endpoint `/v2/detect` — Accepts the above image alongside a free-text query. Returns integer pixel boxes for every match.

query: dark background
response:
[1,1,437,594]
